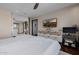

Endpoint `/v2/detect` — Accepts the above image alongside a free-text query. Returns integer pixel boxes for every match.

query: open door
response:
[32,19,38,36]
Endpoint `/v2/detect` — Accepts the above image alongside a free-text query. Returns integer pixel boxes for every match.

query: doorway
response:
[32,19,38,36]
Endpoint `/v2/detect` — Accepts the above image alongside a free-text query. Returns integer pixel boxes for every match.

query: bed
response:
[0,35,61,55]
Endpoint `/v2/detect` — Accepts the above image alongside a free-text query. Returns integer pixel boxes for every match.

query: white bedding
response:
[0,35,61,55]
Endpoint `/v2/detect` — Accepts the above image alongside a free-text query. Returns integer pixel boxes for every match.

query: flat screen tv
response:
[63,27,77,33]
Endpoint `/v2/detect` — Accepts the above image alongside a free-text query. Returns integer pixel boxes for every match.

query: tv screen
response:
[63,27,77,33]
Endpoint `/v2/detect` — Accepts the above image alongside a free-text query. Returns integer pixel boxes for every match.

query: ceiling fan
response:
[33,3,39,10]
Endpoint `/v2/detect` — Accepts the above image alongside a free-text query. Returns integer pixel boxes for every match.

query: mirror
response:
[43,18,57,27]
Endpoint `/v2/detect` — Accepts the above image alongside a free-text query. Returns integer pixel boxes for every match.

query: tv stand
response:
[62,33,78,48]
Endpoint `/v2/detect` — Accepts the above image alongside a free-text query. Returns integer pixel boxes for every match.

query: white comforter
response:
[0,35,61,55]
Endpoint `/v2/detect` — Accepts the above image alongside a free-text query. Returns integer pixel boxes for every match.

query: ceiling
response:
[0,3,76,21]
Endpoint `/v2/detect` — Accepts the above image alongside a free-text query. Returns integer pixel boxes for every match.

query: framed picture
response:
[43,18,57,27]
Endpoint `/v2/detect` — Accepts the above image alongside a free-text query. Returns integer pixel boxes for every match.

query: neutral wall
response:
[18,23,24,34]
[37,5,79,32]
[29,18,34,35]
[0,9,12,39]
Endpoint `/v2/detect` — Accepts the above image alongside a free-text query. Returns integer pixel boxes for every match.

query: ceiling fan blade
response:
[33,3,39,10]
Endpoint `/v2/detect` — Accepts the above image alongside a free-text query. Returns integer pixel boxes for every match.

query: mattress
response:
[0,35,61,55]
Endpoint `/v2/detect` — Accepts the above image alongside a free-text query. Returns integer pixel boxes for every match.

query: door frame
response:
[32,19,38,36]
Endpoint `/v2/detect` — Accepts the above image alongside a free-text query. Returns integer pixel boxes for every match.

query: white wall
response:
[37,5,79,32]
[29,18,34,35]
[0,9,12,39]
[18,23,24,34]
